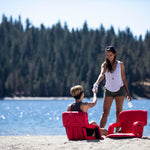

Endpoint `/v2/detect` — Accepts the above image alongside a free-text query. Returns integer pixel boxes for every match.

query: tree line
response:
[0,14,150,98]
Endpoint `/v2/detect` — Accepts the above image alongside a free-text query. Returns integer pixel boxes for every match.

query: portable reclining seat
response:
[62,111,104,140]
[106,110,147,138]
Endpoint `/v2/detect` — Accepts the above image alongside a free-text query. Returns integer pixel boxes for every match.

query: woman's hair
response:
[105,46,116,72]
[70,85,84,100]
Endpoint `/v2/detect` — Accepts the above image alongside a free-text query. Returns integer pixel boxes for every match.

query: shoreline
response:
[1,96,149,100]
[0,135,150,150]
[2,96,102,101]
[2,96,75,101]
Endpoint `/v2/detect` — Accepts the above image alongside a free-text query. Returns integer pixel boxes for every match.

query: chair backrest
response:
[119,110,147,133]
[62,111,89,127]
[62,112,89,140]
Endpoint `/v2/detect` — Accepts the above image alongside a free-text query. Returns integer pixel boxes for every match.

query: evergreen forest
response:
[0,15,150,98]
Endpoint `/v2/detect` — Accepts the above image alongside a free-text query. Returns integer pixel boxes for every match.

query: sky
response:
[0,0,150,38]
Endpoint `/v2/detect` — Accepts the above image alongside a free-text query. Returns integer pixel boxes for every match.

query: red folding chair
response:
[107,110,147,138]
[62,111,104,140]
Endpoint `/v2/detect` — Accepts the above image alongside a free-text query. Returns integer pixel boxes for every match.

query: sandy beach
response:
[0,135,150,150]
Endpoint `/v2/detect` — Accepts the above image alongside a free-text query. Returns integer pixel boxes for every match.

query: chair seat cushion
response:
[107,133,136,138]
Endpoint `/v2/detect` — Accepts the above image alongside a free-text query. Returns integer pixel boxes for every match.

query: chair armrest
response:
[83,124,104,140]
[86,124,100,129]
[108,123,121,134]
[133,121,146,127]
[132,121,146,138]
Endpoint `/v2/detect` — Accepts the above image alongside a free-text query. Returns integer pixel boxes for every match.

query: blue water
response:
[0,98,150,136]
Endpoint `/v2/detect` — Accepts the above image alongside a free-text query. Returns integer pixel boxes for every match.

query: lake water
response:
[0,98,150,136]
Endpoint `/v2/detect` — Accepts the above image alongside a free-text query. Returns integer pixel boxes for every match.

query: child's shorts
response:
[103,86,126,98]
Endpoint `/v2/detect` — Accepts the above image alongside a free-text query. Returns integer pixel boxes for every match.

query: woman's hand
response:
[92,83,98,93]
[126,94,132,101]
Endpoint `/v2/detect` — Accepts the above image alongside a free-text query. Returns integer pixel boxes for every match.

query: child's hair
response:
[105,46,116,72]
[70,85,84,99]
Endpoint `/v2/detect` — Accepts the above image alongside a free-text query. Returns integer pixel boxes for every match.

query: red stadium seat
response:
[107,110,147,138]
[62,112,104,140]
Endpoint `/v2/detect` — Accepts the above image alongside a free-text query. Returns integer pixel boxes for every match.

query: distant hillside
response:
[132,79,150,99]
[0,14,150,98]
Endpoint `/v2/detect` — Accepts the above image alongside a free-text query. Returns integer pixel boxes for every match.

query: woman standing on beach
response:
[92,46,132,132]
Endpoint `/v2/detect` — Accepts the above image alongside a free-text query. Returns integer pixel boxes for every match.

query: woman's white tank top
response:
[105,61,124,92]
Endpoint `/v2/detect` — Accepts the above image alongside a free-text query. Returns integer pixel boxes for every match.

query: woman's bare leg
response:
[100,96,114,128]
[89,121,108,136]
[89,120,97,125]
[115,96,125,132]
[100,128,108,136]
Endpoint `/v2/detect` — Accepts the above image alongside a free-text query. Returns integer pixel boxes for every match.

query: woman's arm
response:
[96,62,107,84]
[81,92,97,112]
[92,62,107,92]
[120,62,132,101]
[88,92,97,108]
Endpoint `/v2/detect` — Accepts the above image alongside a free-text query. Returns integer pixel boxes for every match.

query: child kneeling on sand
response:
[67,85,108,136]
